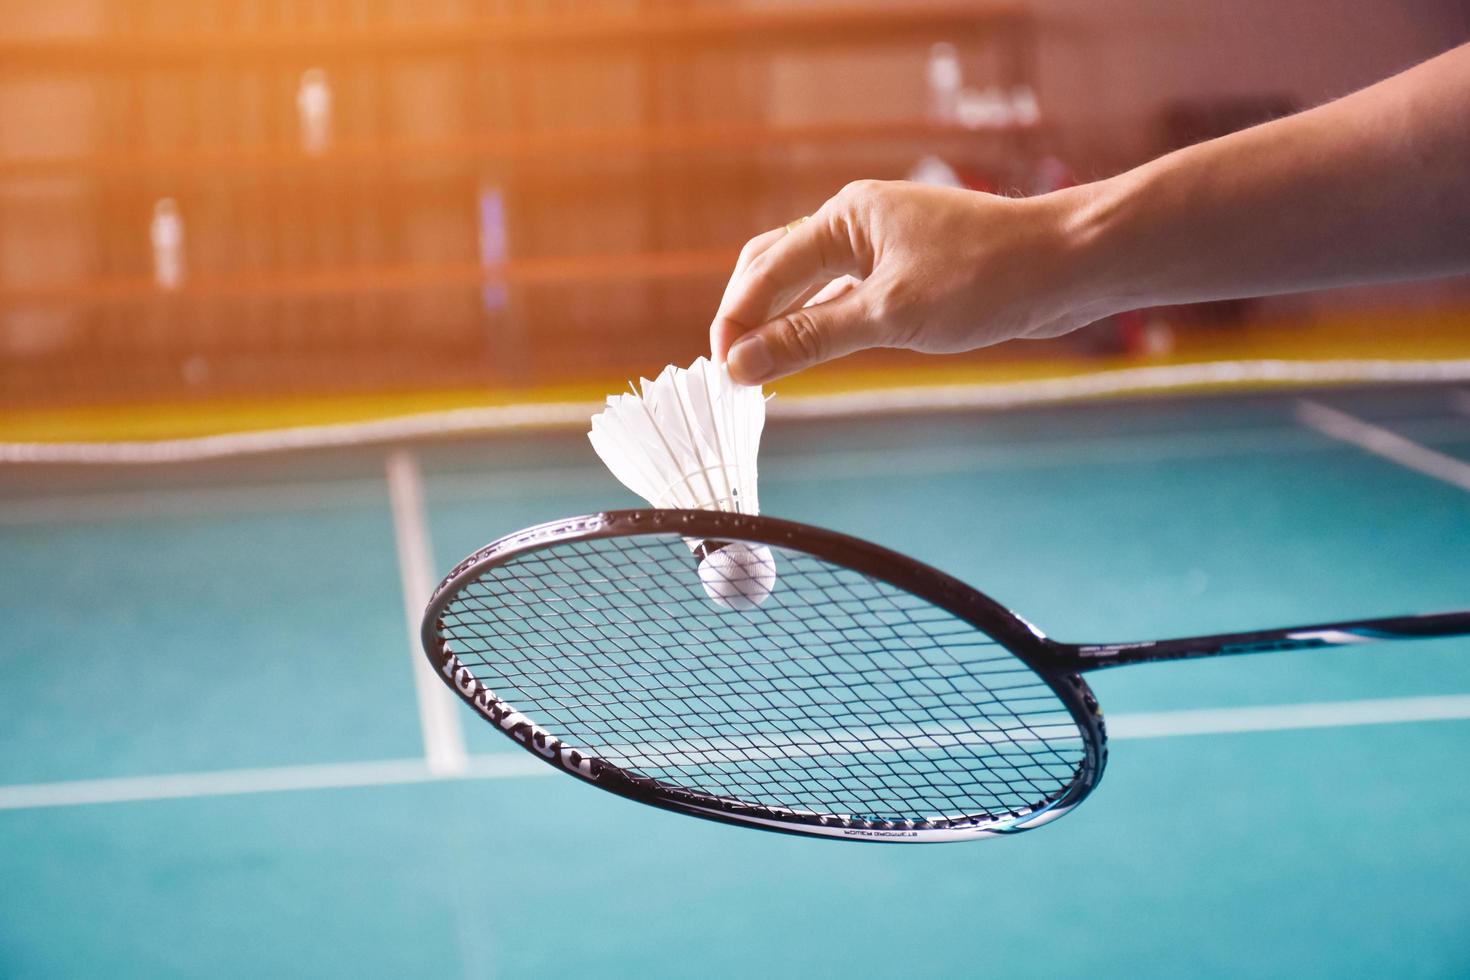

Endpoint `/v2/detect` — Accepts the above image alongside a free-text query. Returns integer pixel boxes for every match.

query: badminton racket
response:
[422,510,1469,842]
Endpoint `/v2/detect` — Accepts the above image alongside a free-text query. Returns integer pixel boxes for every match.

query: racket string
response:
[438,533,1084,824]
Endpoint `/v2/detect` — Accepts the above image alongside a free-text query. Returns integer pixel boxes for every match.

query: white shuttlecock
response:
[589,356,776,611]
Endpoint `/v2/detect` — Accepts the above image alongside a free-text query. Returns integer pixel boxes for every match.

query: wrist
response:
[1045,172,1156,319]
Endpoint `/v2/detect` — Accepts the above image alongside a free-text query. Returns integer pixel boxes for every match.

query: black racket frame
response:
[422,509,1106,842]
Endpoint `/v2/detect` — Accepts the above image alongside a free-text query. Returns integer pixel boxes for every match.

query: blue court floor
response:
[1,385,1467,978]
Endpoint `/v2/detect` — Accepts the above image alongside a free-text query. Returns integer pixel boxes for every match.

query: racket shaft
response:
[1063,610,1470,670]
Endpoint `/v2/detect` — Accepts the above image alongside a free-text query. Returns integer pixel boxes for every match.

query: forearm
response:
[709,44,1470,383]
[1064,43,1470,313]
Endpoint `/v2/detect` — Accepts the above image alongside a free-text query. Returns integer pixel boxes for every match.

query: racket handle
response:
[1061,609,1470,671]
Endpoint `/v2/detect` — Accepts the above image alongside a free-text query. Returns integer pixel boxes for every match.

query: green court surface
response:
[2,386,1468,978]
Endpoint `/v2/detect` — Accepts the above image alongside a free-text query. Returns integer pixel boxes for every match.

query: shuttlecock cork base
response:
[589,357,777,612]
[694,539,778,612]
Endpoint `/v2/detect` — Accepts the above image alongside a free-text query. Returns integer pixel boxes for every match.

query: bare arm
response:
[711,43,1470,385]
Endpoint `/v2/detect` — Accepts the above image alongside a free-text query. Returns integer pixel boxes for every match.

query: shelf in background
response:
[2,246,737,308]
[0,1,1043,410]
[0,119,1037,183]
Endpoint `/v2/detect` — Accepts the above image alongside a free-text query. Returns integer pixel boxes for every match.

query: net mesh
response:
[436,532,1086,826]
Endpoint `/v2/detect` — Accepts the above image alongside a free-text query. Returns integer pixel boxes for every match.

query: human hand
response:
[709,179,1114,384]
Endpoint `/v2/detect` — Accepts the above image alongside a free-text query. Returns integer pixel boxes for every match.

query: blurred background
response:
[3,0,1469,431]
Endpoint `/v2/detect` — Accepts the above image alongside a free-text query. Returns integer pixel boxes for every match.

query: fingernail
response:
[726,333,773,384]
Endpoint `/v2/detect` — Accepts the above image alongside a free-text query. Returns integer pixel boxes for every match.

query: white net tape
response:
[5,358,1469,465]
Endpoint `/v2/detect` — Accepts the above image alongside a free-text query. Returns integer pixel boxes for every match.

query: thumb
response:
[725,287,879,385]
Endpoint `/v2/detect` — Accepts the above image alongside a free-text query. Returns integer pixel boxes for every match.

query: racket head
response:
[422,510,1107,842]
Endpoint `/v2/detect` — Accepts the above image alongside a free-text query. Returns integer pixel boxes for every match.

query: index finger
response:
[716,226,786,315]
[709,211,858,362]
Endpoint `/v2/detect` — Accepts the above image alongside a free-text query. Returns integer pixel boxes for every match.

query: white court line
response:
[0,755,552,811]
[386,449,467,777]
[0,401,595,465]
[771,359,1470,419]
[1,695,1466,812]
[1106,694,1470,738]
[1296,400,1470,492]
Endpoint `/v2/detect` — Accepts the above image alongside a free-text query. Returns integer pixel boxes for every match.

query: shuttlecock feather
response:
[589,357,776,611]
